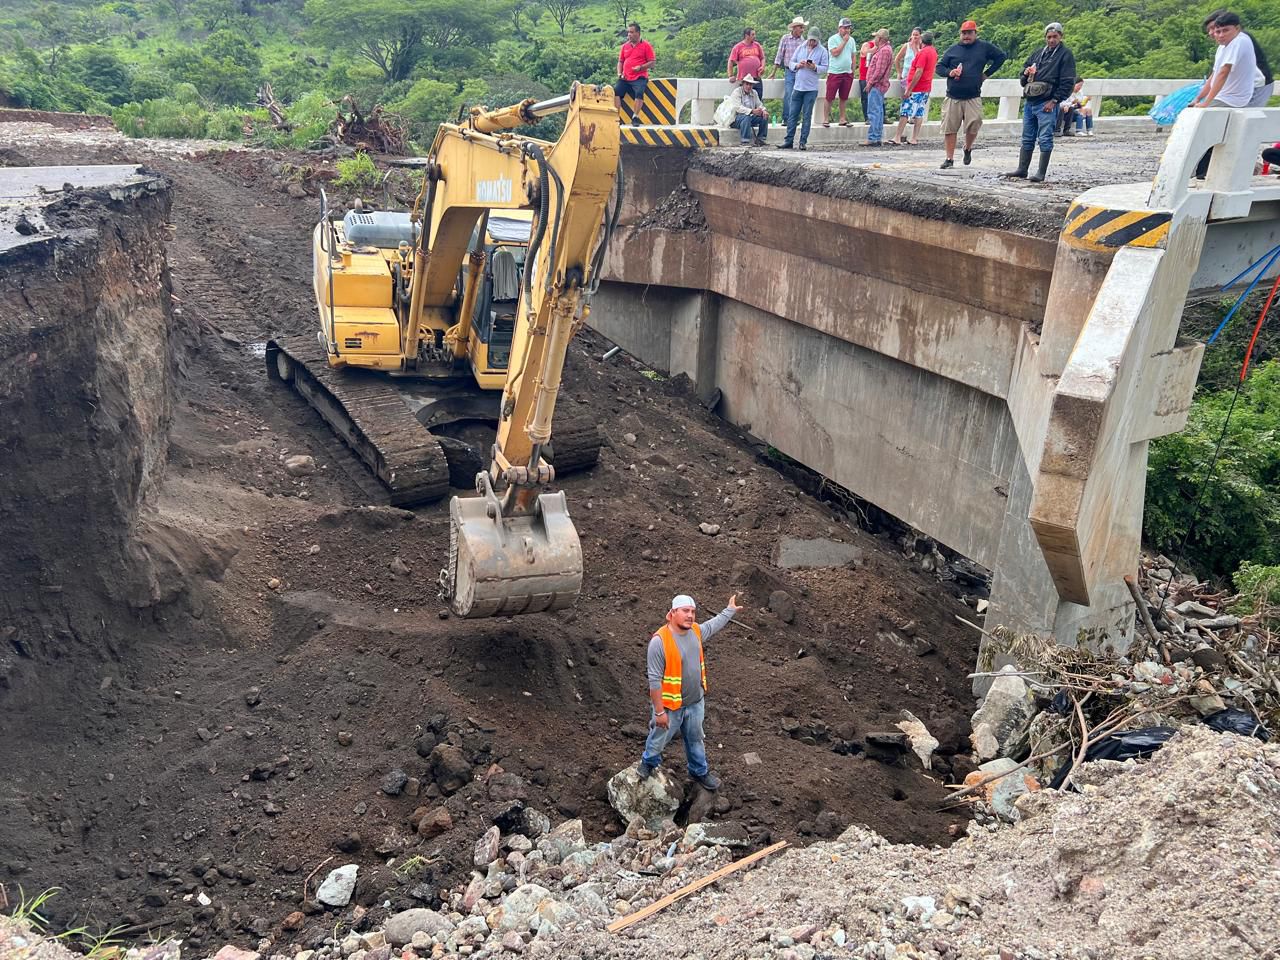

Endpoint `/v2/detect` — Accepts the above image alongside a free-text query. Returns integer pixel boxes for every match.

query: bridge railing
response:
[671,77,1207,129]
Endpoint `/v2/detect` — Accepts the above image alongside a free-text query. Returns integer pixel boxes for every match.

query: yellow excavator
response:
[266,83,622,617]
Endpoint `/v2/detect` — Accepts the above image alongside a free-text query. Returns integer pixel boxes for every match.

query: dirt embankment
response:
[1,128,982,952]
[0,174,197,661]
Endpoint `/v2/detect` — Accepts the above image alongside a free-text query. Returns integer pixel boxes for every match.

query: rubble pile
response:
[955,554,1274,826]
[555,727,1280,960]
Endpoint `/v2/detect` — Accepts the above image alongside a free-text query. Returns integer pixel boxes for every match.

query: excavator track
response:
[266,336,451,507]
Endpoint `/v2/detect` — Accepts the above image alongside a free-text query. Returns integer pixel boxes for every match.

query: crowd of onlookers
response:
[612,11,1277,185]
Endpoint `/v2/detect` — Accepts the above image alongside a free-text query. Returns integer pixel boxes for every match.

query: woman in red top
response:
[728,28,765,82]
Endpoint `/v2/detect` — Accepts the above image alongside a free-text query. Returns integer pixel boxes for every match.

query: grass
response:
[1,886,127,959]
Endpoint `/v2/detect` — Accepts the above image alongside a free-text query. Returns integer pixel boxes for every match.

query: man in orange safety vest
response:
[638,592,740,790]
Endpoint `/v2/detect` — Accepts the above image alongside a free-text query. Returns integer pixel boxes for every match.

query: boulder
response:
[606,765,681,828]
[487,883,553,933]
[383,908,455,946]
[316,864,358,907]
[415,806,454,838]
[682,821,750,848]
[474,826,501,867]
[969,666,1036,761]
[283,454,316,477]
[768,590,796,624]
[520,808,551,838]
[487,772,528,803]
[537,819,587,863]
[894,710,939,770]
[429,743,473,794]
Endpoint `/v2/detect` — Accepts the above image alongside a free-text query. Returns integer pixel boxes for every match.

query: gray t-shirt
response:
[646,607,736,708]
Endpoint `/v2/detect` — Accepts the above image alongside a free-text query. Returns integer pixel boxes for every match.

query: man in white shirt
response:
[1192,11,1259,108]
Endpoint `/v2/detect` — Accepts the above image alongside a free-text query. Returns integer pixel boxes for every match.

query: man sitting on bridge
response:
[729,75,769,146]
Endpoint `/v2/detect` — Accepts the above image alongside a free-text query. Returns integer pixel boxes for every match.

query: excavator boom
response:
[423,84,621,617]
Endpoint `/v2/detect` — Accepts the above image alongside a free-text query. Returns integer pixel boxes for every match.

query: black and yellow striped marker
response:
[621,126,720,148]
[1062,201,1172,252]
[619,78,680,125]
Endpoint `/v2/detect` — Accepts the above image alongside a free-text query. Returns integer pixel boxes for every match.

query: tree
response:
[610,0,634,32]
[306,0,499,83]
[69,45,133,105]
[542,0,584,36]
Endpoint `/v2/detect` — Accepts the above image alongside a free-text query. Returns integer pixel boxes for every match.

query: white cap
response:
[671,594,696,610]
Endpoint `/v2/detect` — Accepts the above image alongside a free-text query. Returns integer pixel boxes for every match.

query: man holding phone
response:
[781,27,830,150]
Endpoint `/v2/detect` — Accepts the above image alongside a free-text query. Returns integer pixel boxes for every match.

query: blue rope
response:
[1208,244,1280,345]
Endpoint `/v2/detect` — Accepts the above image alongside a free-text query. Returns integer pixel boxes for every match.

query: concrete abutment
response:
[592,144,1240,656]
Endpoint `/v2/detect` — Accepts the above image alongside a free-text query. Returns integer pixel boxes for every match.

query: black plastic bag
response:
[1202,708,1271,742]
[1049,727,1178,789]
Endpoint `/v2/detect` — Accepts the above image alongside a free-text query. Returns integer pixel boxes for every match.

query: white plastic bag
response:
[714,96,736,128]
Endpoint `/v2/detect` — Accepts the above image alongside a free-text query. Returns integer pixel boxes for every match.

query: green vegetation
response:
[1145,294,1280,593]
[4,0,1278,146]
[1,886,127,959]
[334,150,381,191]
[1232,561,1280,612]
[1145,358,1280,581]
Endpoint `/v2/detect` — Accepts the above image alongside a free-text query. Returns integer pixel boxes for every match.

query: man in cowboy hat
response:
[637,593,741,790]
[730,73,770,145]
[770,15,809,128]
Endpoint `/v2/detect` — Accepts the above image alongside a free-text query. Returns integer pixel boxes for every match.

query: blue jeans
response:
[640,698,709,777]
[1021,99,1056,153]
[867,87,885,142]
[781,69,797,126]
[737,112,767,142]
[784,88,817,146]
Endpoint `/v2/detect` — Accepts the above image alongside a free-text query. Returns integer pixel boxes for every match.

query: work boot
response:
[1028,149,1052,183]
[1004,147,1033,178]
[693,770,722,791]
[637,761,656,779]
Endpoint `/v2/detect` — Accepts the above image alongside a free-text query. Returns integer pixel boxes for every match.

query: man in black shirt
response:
[935,20,1007,169]
[1006,22,1076,183]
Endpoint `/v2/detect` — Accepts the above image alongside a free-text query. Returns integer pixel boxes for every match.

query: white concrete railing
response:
[673,76,1206,128]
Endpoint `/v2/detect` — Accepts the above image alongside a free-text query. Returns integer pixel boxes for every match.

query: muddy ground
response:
[0,123,982,949]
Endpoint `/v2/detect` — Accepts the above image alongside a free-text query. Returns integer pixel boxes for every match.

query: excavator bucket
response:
[443,487,583,618]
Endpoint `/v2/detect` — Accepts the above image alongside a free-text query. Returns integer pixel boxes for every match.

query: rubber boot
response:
[1028,149,1052,183]
[1004,147,1033,178]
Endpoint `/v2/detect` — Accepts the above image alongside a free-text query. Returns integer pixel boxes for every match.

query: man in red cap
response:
[934,20,1007,168]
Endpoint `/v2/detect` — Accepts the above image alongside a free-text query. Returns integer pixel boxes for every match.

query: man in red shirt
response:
[728,27,764,83]
[615,22,657,125]
[857,38,874,120]
[890,30,937,145]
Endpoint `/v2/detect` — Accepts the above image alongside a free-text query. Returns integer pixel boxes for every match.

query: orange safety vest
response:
[657,622,706,710]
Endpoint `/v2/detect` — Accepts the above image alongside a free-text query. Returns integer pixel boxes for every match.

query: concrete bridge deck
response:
[593,106,1280,662]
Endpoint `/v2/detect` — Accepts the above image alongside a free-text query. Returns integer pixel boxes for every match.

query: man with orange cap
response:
[935,19,1007,169]
[637,592,741,790]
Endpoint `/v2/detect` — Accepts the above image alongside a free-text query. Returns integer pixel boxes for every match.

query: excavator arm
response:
[412,83,621,617]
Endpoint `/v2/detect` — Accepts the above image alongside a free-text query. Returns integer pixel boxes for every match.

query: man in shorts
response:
[890,30,936,144]
[615,22,657,125]
[934,20,1006,168]
[823,18,856,127]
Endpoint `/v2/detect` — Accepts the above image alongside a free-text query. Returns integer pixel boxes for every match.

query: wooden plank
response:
[606,840,789,934]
